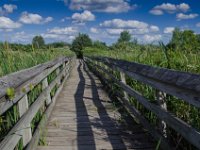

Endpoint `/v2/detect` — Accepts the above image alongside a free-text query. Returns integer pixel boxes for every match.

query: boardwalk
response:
[36,60,155,150]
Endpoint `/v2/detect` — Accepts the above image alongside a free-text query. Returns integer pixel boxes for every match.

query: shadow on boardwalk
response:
[74,60,127,150]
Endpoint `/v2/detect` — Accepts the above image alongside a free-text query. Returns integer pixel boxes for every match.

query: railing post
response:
[56,67,61,85]
[18,94,32,147]
[42,78,51,105]
[156,90,167,138]
[120,72,129,99]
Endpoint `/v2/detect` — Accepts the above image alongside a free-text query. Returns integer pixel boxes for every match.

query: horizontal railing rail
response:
[85,56,200,150]
[0,56,75,150]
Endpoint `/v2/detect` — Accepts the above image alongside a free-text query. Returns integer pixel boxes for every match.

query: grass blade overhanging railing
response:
[85,56,200,150]
[0,56,75,150]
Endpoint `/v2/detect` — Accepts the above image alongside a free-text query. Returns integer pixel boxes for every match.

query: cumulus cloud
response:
[143,34,162,43]
[3,4,17,13]
[196,23,200,27]
[164,27,175,34]
[19,12,53,24]
[90,27,99,33]
[11,31,34,43]
[99,19,159,35]
[69,0,136,13]
[0,4,17,15]
[150,3,190,15]
[176,13,198,20]
[42,26,78,42]
[149,25,160,32]
[47,27,78,35]
[72,10,95,24]
[100,19,148,29]
[0,16,22,31]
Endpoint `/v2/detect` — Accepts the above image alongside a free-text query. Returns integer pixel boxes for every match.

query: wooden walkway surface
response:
[37,60,155,150]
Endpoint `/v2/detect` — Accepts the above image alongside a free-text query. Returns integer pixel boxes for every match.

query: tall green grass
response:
[0,48,74,77]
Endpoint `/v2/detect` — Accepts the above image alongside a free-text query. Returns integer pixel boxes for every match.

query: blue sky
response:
[0,0,200,44]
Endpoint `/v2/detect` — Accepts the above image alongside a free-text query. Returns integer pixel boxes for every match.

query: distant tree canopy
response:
[93,40,107,49]
[32,36,45,49]
[71,33,92,58]
[117,31,131,43]
[47,42,70,48]
[167,28,200,51]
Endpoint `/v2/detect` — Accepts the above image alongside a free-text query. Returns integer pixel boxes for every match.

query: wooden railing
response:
[85,56,200,150]
[0,56,74,150]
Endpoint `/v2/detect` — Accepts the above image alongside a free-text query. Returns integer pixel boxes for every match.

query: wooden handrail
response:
[85,56,200,150]
[0,56,75,150]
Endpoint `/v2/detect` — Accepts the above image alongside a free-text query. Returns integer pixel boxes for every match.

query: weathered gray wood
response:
[36,60,155,150]
[0,57,74,150]
[88,57,200,109]
[86,57,200,149]
[156,90,167,138]
[18,94,32,147]
[42,78,51,106]
[120,72,129,99]
[88,61,171,150]
[0,57,70,115]
[26,62,72,150]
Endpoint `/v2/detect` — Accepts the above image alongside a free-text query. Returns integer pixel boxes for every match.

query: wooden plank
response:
[26,61,72,150]
[42,78,51,106]
[18,94,32,147]
[36,60,155,150]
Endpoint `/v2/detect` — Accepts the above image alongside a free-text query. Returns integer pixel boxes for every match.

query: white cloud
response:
[100,19,148,29]
[150,3,190,15]
[42,26,78,42]
[177,3,190,12]
[69,0,136,13]
[164,27,175,34]
[0,4,17,15]
[19,12,53,24]
[3,4,17,13]
[90,27,99,33]
[0,16,21,30]
[42,33,75,42]
[72,10,95,24]
[11,31,34,43]
[47,27,78,35]
[150,25,159,32]
[106,29,124,35]
[44,17,53,23]
[196,23,200,27]
[149,9,163,15]
[176,13,198,20]
[143,34,162,43]
[99,19,159,36]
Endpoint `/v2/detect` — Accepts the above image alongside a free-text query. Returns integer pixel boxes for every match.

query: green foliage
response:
[92,40,107,49]
[6,88,15,100]
[71,33,92,58]
[32,36,45,49]
[168,28,200,51]
[117,30,131,43]
[0,48,74,77]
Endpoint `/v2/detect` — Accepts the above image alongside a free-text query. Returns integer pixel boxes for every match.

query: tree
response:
[117,31,131,43]
[167,28,199,51]
[71,33,92,58]
[93,40,107,49]
[32,36,45,49]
